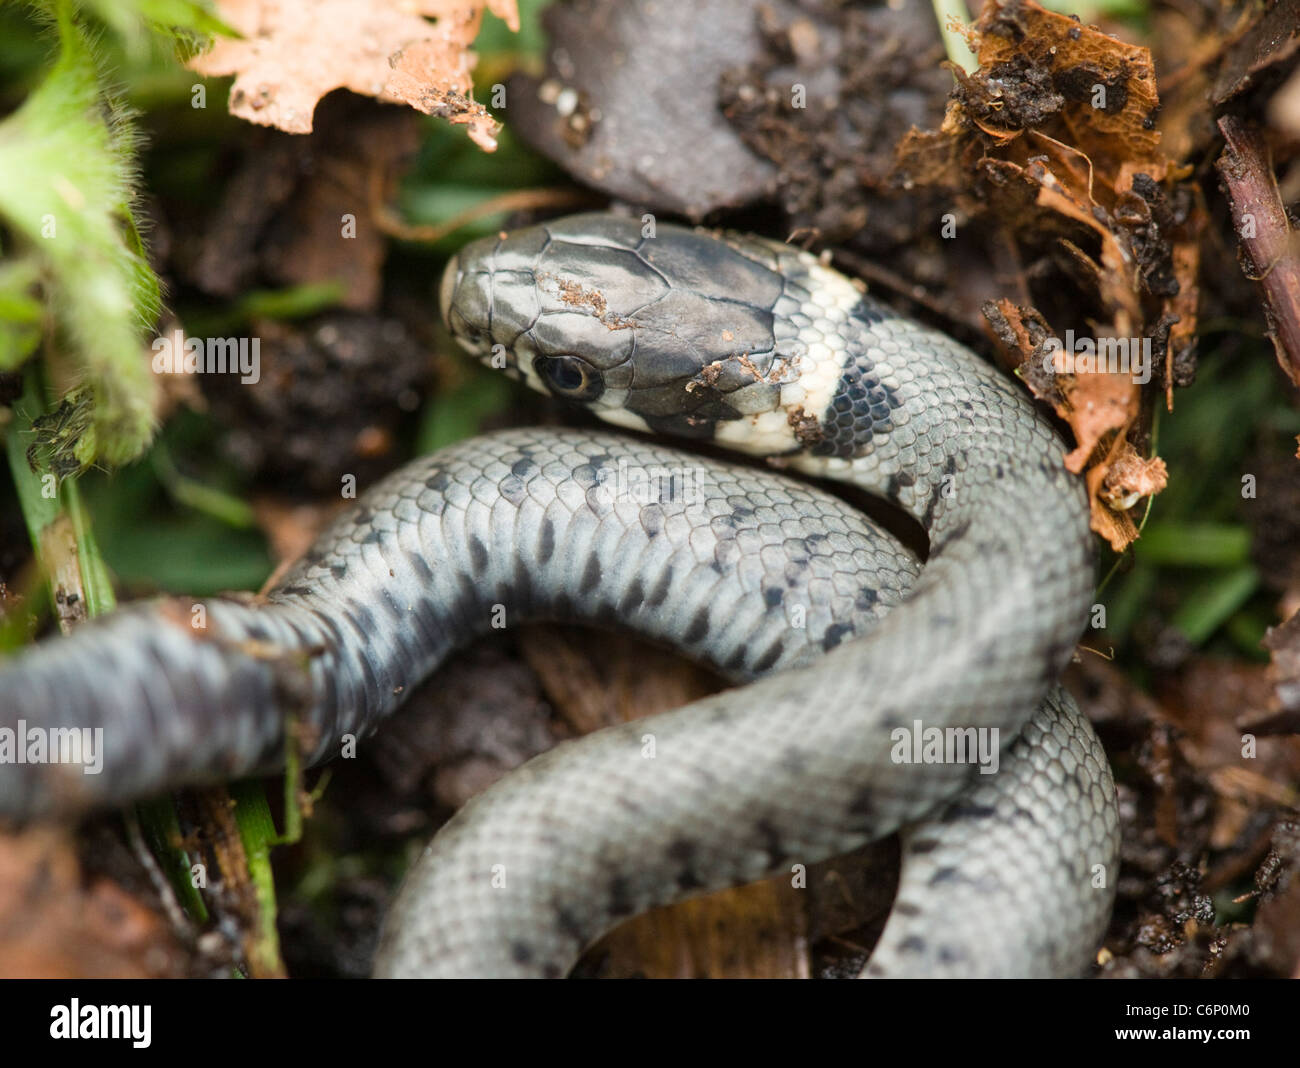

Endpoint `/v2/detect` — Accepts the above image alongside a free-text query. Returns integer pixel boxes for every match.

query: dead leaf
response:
[1099,440,1168,510]
[0,828,184,978]
[1251,610,1300,736]
[897,0,1202,551]
[189,0,519,150]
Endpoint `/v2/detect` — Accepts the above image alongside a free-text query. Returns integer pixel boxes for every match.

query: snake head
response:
[441,213,828,447]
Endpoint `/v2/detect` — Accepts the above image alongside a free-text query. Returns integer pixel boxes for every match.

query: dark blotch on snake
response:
[846,786,875,831]
[645,567,673,608]
[580,556,602,595]
[945,801,998,822]
[587,599,619,629]
[406,552,433,583]
[754,639,784,673]
[350,603,376,635]
[640,505,665,538]
[822,622,854,651]
[684,606,710,644]
[554,906,586,945]
[512,557,534,608]
[408,597,445,649]
[754,818,785,868]
[705,705,732,727]
[618,579,645,616]
[308,609,347,653]
[921,489,941,530]
[537,518,556,564]
[468,535,489,574]
[779,748,806,775]
[668,839,704,891]
[931,519,972,555]
[608,876,635,918]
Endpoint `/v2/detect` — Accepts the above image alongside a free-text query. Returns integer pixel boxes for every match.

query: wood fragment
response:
[1215,116,1300,387]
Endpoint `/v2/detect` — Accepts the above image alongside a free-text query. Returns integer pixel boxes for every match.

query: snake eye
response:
[535,355,604,402]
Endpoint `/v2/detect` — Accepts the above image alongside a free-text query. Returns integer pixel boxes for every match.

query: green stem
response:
[230,780,287,977]
[931,0,980,73]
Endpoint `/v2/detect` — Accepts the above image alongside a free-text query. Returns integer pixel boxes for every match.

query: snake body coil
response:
[0,214,1118,977]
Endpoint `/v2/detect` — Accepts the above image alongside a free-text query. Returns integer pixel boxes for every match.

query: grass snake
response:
[0,213,1118,977]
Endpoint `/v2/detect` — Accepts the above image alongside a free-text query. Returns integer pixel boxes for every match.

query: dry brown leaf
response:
[1058,369,1140,476]
[0,828,184,978]
[1252,611,1300,736]
[1099,442,1168,509]
[189,0,519,149]
[1164,222,1202,409]
[897,0,1201,551]
[990,296,1144,550]
[977,6,1165,180]
[592,878,810,979]
[1085,439,1167,550]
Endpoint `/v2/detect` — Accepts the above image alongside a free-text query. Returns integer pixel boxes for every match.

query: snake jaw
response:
[438,252,461,332]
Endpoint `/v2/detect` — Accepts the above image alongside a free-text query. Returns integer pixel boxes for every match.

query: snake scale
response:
[0,213,1119,978]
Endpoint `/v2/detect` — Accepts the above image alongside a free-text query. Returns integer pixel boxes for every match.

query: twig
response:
[123,809,195,947]
[373,186,593,245]
[831,249,962,325]
[1215,117,1300,386]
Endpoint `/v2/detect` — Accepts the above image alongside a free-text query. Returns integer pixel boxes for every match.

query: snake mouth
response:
[439,254,461,331]
[438,253,498,358]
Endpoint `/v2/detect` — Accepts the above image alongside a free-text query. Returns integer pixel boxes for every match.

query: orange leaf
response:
[189,0,519,149]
